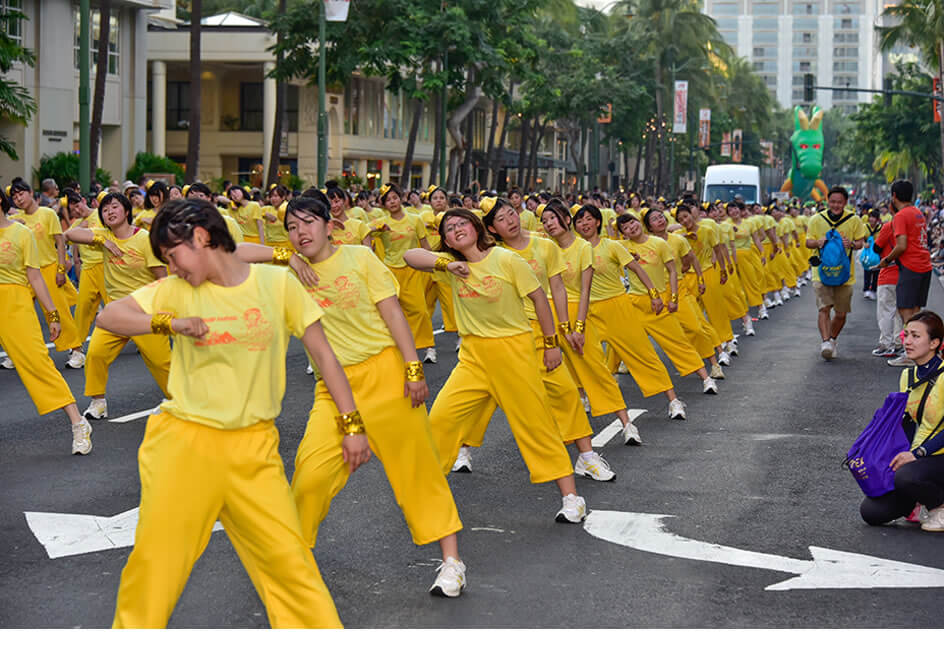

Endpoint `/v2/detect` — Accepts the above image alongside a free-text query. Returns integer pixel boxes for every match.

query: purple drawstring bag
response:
[844,392,911,498]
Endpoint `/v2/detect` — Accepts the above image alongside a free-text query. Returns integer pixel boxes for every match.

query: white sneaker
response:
[725,341,739,357]
[455,336,462,352]
[555,494,587,523]
[710,363,725,380]
[863,290,871,299]
[451,446,472,473]
[921,506,944,532]
[0,356,14,369]
[617,361,629,375]
[574,452,616,482]
[781,288,791,301]
[424,347,437,364]
[793,286,801,297]
[758,306,770,320]
[774,295,784,307]
[65,349,86,369]
[83,397,108,420]
[820,340,834,360]
[742,319,756,336]
[829,338,838,358]
[717,351,731,367]
[305,363,313,375]
[887,353,914,367]
[622,421,642,445]
[429,557,466,597]
[702,377,719,394]
[581,395,591,414]
[798,276,807,287]
[867,290,877,300]
[668,398,687,420]
[764,297,776,308]
[71,417,93,455]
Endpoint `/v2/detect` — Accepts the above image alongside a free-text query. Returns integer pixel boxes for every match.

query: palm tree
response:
[90,1,111,179]
[266,0,288,187]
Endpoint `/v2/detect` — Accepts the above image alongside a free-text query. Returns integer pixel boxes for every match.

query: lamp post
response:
[317,2,327,186]
[79,0,90,191]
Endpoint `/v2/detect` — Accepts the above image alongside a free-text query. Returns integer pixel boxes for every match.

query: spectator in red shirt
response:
[877,180,933,358]
[872,217,902,358]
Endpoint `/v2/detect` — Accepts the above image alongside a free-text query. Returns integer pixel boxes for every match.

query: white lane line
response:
[433,328,445,335]
[108,408,157,424]
[0,336,90,359]
[591,409,648,448]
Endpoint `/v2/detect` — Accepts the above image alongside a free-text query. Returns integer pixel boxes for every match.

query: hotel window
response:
[167,81,190,131]
[74,8,119,75]
[240,83,263,131]
[2,0,22,44]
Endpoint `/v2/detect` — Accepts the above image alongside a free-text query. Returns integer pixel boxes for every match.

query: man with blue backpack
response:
[860,209,883,300]
[805,186,868,360]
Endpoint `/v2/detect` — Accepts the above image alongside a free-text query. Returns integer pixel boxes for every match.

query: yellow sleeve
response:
[138,230,164,269]
[609,240,633,269]
[657,238,673,264]
[364,249,400,302]
[413,214,429,242]
[130,277,168,314]
[46,209,63,237]
[356,219,371,242]
[24,230,42,269]
[807,217,827,241]
[283,270,325,339]
[545,241,567,278]
[854,219,869,240]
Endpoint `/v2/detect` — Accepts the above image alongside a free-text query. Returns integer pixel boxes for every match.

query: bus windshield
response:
[704,184,758,203]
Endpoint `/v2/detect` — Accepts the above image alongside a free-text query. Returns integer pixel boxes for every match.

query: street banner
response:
[325,0,350,21]
[759,140,773,165]
[698,108,711,148]
[673,81,688,133]
[732,129,743,163]
[934,77,942,123]
[721,132,731,157]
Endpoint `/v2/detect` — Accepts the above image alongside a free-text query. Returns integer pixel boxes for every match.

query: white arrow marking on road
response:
[591,409,648,447]
[108,408,159,423]
[584,510,944,590]
[24,508,224,559]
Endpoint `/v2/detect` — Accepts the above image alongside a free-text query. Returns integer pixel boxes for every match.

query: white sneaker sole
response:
[429,583,465,598]
[555,512,586,524]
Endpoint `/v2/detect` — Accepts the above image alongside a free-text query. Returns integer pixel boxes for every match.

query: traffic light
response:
[803,73,814,103]
[884,77,892,107]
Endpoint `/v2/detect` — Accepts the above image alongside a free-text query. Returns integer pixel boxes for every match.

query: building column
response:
[262,61,276,183]
[380,159,390,185]
[356,159,368,182]
[152,60,167,156]
[421,162,431,187]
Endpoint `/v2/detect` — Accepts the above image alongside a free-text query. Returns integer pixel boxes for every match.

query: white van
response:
[702,165,761,203]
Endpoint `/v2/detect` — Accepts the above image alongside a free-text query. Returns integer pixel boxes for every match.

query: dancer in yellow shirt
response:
[65,191,107,358]
[423,187,459,350]
[101,198,358,628]
[262,184,291,249]
[325,186,371,246]
[133,180,168,229]
[0,189,93,455]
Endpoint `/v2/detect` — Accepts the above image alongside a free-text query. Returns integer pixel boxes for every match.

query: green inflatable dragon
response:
[780,106,829,201]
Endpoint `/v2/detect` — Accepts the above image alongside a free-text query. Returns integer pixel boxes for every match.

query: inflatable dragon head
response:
[791,106,825,181]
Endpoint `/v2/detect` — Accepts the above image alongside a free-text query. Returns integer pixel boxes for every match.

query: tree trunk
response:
[430,89,442,186]
[527,117,545,190]
[632,139,643,191]
[489,100,512,189]
[185,0,202,184]
[445,74,483,190]
[653,57,665,197]
[89,0,111,179]
[460,111,474,190]
[515,116,529,188]
[266,0,288,187]
[401,96,422,189]
[622,148,629,190]
[568,123,583,192]
[484,97,499,189]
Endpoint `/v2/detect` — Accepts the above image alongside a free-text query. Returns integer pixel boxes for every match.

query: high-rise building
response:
[702,1,903,114]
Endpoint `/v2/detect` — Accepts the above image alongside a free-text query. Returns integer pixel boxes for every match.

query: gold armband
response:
[56,264,66,274]
[150,312,175,336]
[670,293,679,303]
[648,287,660,299]
[404,360,425,382]
[433,256,451,272]
[91,234,106,247]
[574,320,586,334]
[335,410,366,436]
[542,334,559,350]
[557,321,571,334]
[45,310,61,324]
[272,246,293,266]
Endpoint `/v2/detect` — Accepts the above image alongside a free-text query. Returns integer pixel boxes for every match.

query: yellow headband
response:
[60,196,69,208]
[144,180,155,190]
[97,190,108,204]
[536,203,547,218]
[182,185,191,196]
[426,184,437,194]
[479,196,497,215]
[379,184,392,198]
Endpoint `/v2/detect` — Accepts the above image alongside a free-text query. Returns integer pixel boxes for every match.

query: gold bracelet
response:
[45,309,61,324]
[697,276,705,285]
[91,234,106,247]
[433,256,451,272]
[648,288,660,299]
[557,321,571,334]
[574,319,586,334]
[542,334,559,350]
[56,264,66,274]
[670,293,679,303]
[150,312,175,335]
[335,410,366,436]
[272,246,293,266]
[404,360,425,382]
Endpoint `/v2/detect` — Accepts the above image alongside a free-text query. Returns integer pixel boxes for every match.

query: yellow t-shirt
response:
[349,206,369,222]
[518,209,540,233]
[93,227,164,300]
[600,208,616,238]
[503,235,566,320]
[663,232,692,275]
[557,237,593,303]
[622,236,672,294]
[331,217,371,246]
[222,213,244,244]
[263,201,290,244]
[900,365,944,455]
[17,206,61,267]
[806,210,869,286]
[233,201,264,239]
[370,212,428,268]
[0,222,41,286]
[590,238,633,302]
[420,209,441,249]
[133,208,156,229]
[70,211,105,266]
[728,219,755,250]
[302,245,398,367]
[132,264,324,430]
[686,221,720,271]
[431,247,539,338]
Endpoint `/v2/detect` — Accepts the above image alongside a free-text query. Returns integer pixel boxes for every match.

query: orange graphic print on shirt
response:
[457,275,503,302]
[108,246,146,269]
[306,275,361,310]
[0,240,16,267]
[195,308,274,351]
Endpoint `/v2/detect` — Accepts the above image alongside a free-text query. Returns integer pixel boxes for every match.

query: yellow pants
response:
[722,265,750,320]
[0,284,75,415]
[39,262,81,351]
[698,266,734,343]
[735,249,764,307]
[762,243,781,293]
[390,265,434,349]
[112,412,342,628]
[425,273,457,333]
[622,293,705,377]
[677,274,722,359]
[292,347,463,547]
[84,326,171,398]
[560,301,628,413]
[773,249,797,289]
[429,332,574,484]
[587,295,673,398]
[74,262,106,346]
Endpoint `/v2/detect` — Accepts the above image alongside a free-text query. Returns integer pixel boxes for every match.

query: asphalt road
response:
[0,269,942,629]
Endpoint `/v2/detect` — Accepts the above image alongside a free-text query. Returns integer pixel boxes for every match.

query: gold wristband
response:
[404,360,425,382]
[335,410,366,436]
[272,246,293,266]
[558,321,571,334]
[433,256,451,272]
[574,319,586,334]
[670,293,679,303]
[91,234,106,247]
[648,287,660,299]
[56,264,66,274]
[542,334,559,350]
[150,312,175,335]
[45,310,61,324]
[697,276,705,284]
